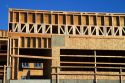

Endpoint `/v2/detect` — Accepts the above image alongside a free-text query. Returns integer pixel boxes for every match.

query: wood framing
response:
[1,8,125,83]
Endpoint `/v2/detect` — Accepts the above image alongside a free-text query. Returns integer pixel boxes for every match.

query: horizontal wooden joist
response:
[52,66,125,69]
[51,73,125,76]
[60,55,125,58]
[11,54,52,59]
[60,61,125,65]
[0,53,7,56]
[9,8,125,16]
[8,32,52,38]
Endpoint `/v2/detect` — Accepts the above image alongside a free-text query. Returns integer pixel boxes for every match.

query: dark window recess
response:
[34,63,42,68]
[86,16,89,25]
[22,62,29,68]
[109,16,112,26]
[93,16,97,25]
[101,16,104,26]
[52,26,58,34]
[116,16,120,26]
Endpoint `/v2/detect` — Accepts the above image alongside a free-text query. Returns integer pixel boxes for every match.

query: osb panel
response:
[30,70,43,75]
[74,15,79,25]
[96,76,119,80]
[28,13,34,23]
[65,37,125,50]
[112,16,117,26]
[60,71,94,74]
[58,75,94,79]
[9,12,13,22]
[13,12,19,22]
[97,16,101,26]
[59,14,64,24]
[52,35,65,47]
[89,16,94,25]
[20,12,26,23]
[105,16,109,26]
[67,15,72,25]
[44,14,51,24]
[18,69,43,80]
[36,14,41,24]
[52,47,60,67]
[52,14,57,24]
[82,15,86,25]
[120,16,125,26]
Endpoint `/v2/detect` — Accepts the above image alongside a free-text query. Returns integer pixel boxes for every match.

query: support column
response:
[120,67,122,83]
[94,51,97,83]
[51,47,60,83]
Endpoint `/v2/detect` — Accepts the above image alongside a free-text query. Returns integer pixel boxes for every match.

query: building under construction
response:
[1,8,125,83]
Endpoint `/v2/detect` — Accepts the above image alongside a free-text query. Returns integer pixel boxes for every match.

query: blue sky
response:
[0,0,125,30]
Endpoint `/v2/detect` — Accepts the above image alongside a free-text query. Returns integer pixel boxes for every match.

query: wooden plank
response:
[11,55,52,59]
[8,32,51,38]
[51,73,125,76]
[60,61,125,65]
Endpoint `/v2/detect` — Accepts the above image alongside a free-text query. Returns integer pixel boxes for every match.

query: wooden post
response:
[3,65,6,83]
[57,67,59,83]
[120,67,122,83]
[94,51,97,83]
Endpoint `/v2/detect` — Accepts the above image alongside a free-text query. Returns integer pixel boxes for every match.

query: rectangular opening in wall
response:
[60,26,65,34]
[82,15,86,25]
[68,26,73,34]
[44,14,51,24]
[52,14,58,24]
[13,12,19,22]
[14,39,18,47]
[124,17,125,26]
[67,15,73,25]
[99,27,104,35]
[26,37,30,48]
[29,24,34,33]
[42,38,47,48]
[33,38,36,48]
[19,49,51,56]
[76,26,80,35]
[37,25,42,33]
[106,27,112,35]
[101,16,104,26]
[20,12,27,23]
[9,23,12,32]
[86,15,89,25]
[60,49,94,71]
[20,37,25,47]
[91,27,96,35]
[89,16,94,25]
[83,26,88,35]
[52,25,58,34]
[59,14,66,24]
[74,15,81,25]
[28,13,35,23]
[48,38,51,48]
[114,27,119,36]
[116,16,120,26]
[37,38,41,48]
[21,24,26,32]
[36,13,43,24]
[9,12,13,22]
[93,16,97,25]
[109,16,112,26]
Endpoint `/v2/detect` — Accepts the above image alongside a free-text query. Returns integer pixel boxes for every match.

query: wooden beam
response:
[11,55,52,59]
[51,73,125,76]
